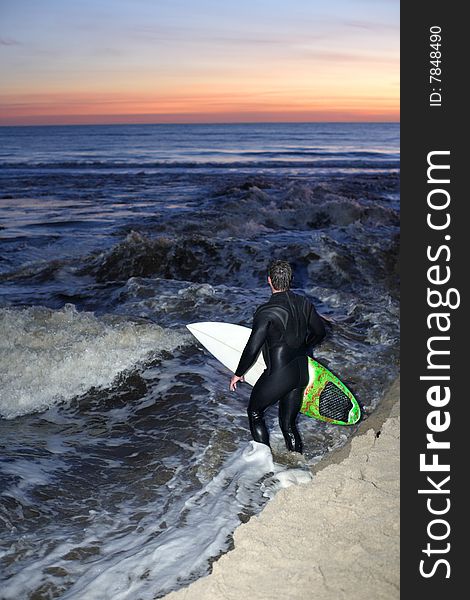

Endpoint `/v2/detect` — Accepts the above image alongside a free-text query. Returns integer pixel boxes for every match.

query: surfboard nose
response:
[185,321,266,386]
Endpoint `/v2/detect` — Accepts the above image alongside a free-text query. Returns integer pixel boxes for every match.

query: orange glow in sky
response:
[0,1,399,125]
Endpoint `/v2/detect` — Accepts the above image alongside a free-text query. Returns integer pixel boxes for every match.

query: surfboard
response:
[187,322,361,426]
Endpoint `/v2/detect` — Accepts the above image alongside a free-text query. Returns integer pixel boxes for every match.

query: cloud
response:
[128,23,289,47]
[342,19,399,32]
[0,37,21,46]
[296,48,397,66]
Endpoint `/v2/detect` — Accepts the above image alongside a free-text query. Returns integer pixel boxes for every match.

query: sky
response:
[0,0,399,125]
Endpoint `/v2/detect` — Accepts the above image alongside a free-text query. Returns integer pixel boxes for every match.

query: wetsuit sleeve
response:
[305,303,326,347]
[235,310,270,377]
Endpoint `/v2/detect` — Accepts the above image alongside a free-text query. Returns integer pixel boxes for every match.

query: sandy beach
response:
[164,378,400,600]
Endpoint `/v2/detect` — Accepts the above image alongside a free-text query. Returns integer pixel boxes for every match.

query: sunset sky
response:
[0,0,399,126]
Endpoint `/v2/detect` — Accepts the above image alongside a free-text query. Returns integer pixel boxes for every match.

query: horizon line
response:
[0,119,400,129]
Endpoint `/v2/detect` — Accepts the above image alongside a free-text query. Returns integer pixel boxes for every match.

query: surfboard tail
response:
[301,358,361,425]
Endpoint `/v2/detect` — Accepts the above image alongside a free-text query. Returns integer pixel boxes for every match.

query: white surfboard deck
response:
[186,322,266,386]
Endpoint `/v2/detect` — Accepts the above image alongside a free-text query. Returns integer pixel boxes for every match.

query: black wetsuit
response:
[235,290,325,453]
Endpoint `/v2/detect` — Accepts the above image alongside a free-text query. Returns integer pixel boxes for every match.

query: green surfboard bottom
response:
[301,358,361,426]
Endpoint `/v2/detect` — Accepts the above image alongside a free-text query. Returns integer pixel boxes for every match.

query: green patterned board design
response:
[301,357,361,425]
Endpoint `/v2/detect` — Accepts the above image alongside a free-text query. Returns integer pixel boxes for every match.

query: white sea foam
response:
[0,440,311,600]
[0,305,187,419]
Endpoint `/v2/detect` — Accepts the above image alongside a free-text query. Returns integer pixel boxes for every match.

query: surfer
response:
[230,260,325,453]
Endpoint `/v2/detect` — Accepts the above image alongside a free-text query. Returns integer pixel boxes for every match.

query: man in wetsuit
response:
[230,260,325,454]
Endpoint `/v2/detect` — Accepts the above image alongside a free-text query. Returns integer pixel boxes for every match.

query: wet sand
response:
[164,378,400,600]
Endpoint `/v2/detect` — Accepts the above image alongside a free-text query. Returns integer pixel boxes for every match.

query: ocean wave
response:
[80,225,399,296]
[0,304,187,419]
[0,158,399,171]
[184,149,398,158]
[215,180,399,229]
[0,174,399,296]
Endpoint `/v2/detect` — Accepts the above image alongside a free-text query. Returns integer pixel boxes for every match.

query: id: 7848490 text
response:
[429,25,442,107]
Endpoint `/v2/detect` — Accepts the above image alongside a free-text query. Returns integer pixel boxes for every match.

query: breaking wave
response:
[0,304,187,419]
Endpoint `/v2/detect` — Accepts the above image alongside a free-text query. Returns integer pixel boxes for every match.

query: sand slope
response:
[165,381,400,600]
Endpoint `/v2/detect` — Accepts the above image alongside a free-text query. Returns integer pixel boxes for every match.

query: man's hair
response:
[268,260,293,291]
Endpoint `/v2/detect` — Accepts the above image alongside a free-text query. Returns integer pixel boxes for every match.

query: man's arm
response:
[305,303,326,348]
[235,310,270,377]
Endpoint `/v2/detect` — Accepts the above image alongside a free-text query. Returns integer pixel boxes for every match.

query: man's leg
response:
[279,387,304,453]
[247,374,279,447]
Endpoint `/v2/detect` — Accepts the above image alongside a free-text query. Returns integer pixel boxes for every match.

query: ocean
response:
[0,122,400,599]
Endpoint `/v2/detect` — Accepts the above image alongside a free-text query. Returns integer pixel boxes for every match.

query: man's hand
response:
[230,374,245,391]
